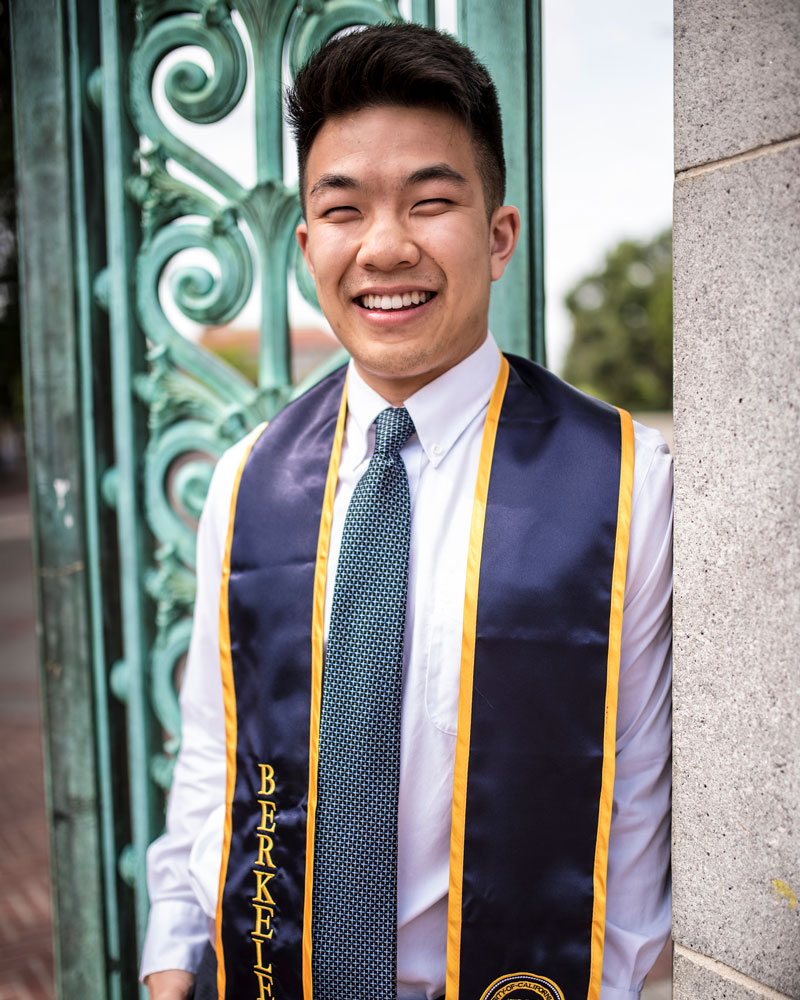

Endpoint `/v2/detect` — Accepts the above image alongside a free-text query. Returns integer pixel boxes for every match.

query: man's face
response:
[296,105,519,404]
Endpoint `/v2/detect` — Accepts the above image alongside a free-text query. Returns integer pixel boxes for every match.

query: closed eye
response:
[413,198,454,213]
[322,205,360,219]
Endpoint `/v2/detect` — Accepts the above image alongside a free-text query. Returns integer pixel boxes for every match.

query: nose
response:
[356,212,421,271]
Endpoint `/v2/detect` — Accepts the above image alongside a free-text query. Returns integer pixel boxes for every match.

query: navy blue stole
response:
[216,355,634,1000]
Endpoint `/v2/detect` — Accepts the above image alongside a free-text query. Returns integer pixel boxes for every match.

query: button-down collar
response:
[343,333,502,471]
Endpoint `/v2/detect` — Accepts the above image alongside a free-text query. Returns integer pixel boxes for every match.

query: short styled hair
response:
[285,22,506,217]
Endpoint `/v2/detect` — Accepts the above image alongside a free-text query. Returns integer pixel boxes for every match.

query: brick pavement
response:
[0,484,54,1000]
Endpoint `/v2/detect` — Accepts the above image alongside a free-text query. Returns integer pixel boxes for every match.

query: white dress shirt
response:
[141,334,673,999]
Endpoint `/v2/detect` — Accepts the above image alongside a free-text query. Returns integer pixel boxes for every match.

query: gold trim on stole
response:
[216,423,269,1000]
[587,406,634,1000]
[445,356,510,1000]
[302,378,349,1000]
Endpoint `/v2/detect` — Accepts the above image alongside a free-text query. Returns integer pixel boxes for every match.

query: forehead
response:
[304,104,482,192]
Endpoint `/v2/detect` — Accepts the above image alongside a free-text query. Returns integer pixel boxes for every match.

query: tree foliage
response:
[562,228,672,411]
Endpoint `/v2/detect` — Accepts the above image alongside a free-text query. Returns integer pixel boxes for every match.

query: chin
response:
[362,349,436,381]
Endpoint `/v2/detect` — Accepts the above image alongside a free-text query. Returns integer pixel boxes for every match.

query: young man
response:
[142,24,672,1000]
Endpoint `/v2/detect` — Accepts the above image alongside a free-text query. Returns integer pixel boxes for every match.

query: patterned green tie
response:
[312,406,416,1000]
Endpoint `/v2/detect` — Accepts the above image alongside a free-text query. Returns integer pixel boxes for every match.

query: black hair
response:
[285,22,506,217]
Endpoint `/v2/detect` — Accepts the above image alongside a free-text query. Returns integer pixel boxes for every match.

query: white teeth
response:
[361,291,433,310]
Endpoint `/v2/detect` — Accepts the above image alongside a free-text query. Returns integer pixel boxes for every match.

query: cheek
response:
[305,229,352,284]
[423,220,490,278]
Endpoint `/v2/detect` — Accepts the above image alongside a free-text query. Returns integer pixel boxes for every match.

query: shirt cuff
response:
[600,985,641,1000]
[139,899,211,982]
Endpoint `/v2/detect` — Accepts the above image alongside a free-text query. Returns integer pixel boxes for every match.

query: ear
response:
[296,221,314,277]
[489,205,521,282]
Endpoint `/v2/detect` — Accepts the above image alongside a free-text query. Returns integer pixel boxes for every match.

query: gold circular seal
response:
[480,972,565,1000]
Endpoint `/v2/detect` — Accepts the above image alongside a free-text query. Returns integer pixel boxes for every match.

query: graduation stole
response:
[215,354,634,1000]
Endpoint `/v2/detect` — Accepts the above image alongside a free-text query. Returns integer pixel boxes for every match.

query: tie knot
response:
[373,407,415,458]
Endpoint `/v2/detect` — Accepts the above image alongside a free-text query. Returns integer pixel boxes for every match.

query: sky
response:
[157,0,674,374]
[542,0,673,369]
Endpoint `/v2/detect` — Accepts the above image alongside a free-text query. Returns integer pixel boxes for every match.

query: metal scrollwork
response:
[129,0,414,832]
[131,0,249,200]
[287,0,403,74]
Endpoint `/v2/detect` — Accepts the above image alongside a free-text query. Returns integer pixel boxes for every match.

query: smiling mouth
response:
[357,290,436,311]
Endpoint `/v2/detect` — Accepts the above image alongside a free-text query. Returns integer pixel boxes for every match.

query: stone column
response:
[672,2,800,997]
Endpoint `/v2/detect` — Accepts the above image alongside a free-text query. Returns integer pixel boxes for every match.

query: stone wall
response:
[672,2,800,997]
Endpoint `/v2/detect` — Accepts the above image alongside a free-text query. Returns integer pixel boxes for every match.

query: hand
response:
[144,969,195,1000]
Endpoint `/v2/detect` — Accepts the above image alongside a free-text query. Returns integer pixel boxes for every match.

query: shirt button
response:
[432,443,443,457]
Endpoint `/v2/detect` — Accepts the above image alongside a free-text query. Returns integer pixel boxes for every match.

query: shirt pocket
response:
[423,595,463,736]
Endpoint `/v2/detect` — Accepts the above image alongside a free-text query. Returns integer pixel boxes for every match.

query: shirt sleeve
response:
[601,421,673,997]
[139,436,253,980]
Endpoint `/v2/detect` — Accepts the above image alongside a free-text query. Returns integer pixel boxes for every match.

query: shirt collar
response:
[344,333,502,469]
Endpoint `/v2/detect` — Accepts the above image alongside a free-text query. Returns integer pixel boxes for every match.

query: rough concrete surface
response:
[674,0,800,171]
[673,948,796,1000]
[672,142,800,997]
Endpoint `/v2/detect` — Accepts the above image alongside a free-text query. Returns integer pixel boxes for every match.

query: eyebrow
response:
[308,163,469,200]
[404,164,469,188]
[309,173,361,199]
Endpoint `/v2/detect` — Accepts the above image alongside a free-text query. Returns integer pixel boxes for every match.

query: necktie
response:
[312,405,416,1000]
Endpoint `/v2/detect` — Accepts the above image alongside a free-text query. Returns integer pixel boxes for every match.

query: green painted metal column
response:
[9,0,109,996]
[460,0,545,363]
[100,0,162,965]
